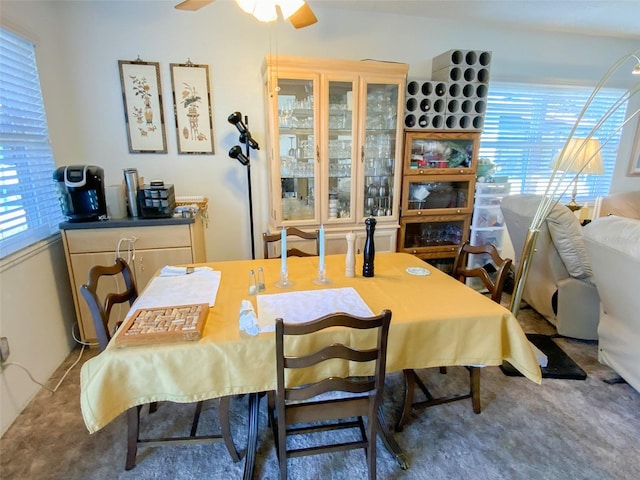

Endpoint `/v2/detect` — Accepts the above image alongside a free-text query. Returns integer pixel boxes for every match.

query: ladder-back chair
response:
[269,310,392,480]
[396,242,512,430]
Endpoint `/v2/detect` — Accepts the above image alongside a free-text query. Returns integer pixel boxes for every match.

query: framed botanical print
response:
[118,59,167,153]
[170,62,215,154]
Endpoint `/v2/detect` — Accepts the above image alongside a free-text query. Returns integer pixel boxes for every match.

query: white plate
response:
[406,267,431,276]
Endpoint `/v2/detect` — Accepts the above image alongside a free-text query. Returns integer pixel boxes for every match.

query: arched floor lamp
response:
[228,111,260,259]
[509,50,640,317]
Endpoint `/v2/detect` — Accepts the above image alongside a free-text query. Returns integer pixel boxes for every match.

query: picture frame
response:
[628,119,640,176]
[118,59,167,153]
[170,62,215,154]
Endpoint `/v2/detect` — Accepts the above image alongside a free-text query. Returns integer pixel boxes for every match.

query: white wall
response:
[0,0,638,434]
[0,240,77,435]
[2,0,639,262]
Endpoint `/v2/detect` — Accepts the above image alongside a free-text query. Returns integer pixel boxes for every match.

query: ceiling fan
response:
[175,0,318,29]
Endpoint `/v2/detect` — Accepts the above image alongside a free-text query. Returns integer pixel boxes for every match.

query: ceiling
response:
[314,0,640,39]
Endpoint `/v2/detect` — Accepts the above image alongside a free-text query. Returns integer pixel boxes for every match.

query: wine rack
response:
[404,49,492,131]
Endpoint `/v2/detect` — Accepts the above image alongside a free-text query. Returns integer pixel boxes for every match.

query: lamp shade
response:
[632,55,640,75]
[552,138,604,175]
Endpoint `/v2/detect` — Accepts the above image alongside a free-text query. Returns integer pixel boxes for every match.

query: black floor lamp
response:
[228,111,259,259]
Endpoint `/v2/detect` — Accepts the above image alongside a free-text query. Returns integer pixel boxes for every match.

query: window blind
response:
[479,82,626,202]
[0,28,63,258]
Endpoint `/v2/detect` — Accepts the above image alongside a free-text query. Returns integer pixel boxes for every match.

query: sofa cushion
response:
[545,202,593,280]
[501,194,593,281]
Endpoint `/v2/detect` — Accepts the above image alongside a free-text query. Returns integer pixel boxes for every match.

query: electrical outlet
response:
[0,337,10,363]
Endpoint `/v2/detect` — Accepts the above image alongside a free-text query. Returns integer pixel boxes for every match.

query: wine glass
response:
[288,137,296,158]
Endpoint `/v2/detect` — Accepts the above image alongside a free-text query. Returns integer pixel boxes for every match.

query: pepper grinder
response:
[363,217,376,277]
[345,231,356,277]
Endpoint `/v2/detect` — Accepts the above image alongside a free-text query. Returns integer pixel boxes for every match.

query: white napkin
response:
[130,269,221,312]
[160,266,212,276]
[239,300,260,336]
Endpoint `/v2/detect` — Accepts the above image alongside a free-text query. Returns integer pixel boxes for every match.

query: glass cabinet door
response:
[326,80,355,223]
[362,82,400,218]
[277,77,317,222]
[399,215,470,254]
[404,132,478,174]
[402,175,474,215]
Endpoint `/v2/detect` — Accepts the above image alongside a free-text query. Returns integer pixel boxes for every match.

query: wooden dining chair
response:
[396,242,512,431]
[80,257,138,351]
[80,258,240,470]
[268,310,392,480]
[263,227,320,259]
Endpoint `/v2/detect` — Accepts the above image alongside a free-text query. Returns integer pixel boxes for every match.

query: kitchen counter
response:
[59,216,195,230]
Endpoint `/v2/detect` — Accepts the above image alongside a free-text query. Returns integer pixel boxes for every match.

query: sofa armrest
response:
[598,191,640,219]
[556,277,600,340]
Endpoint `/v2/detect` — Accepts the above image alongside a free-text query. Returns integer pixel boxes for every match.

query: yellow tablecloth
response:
[80,252,541,434]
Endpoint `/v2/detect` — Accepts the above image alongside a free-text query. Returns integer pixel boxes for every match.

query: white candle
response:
[319,225,325,270]
[280,227,287,272]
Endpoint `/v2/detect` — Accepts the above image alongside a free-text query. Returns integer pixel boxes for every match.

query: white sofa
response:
[501,194,600,340]
[583,215,640,393]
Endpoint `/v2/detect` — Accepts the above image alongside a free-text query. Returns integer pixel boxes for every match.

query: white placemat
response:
[256,287,374,332]
[128,270,221,313]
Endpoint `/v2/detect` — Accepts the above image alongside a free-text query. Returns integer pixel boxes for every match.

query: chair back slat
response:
[286,377,377,402]
[272,309,391,479]
[80,257,137,351]
[285,344,378,369]
[263,227,320,259]
[452,241,512,303]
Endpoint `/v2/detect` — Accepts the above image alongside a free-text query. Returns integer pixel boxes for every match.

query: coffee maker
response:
[53,165,107,222]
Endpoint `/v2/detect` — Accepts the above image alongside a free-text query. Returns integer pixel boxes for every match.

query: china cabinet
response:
[397,131,479,273]
[262,56,408,254]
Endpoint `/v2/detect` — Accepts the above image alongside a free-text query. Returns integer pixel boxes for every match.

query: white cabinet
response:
[262,56,408,254]
[61,219,206,343]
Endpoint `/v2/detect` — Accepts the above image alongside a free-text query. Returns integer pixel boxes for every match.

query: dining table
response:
[80,252,541,478]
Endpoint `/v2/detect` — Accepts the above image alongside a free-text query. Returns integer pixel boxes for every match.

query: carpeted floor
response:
[2,302,640,480]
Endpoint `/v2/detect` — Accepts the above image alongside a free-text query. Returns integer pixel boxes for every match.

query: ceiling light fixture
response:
[234,0,315,27]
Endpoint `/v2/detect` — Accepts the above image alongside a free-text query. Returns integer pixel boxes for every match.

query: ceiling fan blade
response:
[288,2,318,29]
[175,0,216,11]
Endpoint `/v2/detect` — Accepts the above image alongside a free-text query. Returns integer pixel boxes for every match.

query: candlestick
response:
[275,228,294,288]
[275,267,293,288]
[318,225,325,270]
[280,227,287,273]
[313,225,331,284]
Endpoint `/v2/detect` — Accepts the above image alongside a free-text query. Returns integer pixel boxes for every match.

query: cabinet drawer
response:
[471,205,504,228]
[64,225,192,253]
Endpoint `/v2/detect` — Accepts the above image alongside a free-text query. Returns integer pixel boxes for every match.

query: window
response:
[0,28,63,259]
[480,82,627,202]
